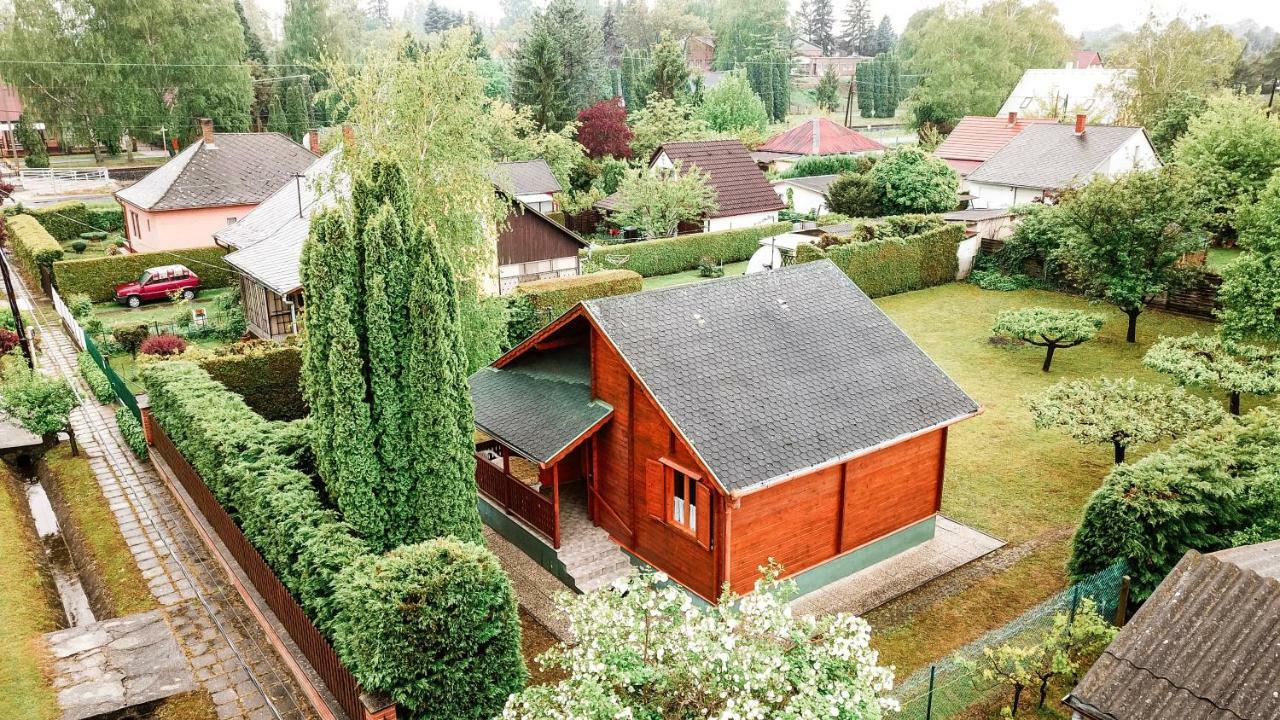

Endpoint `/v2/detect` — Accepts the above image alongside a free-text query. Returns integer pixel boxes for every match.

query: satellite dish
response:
[746,244,783,275]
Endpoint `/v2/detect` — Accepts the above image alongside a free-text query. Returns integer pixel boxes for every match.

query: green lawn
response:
[866,283,1270,681]
[641,260,751,291]
[1206,246,1243,271]
[91,287,235,330]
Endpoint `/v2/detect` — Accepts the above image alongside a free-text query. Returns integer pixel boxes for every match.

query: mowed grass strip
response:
[0,467,61,720]
[45,444,157,616]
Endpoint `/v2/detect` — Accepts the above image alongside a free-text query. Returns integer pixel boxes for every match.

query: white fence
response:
[50,286,86,351]
[18,167,111,194]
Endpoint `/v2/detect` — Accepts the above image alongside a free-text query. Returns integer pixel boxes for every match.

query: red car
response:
[113,264,200,308]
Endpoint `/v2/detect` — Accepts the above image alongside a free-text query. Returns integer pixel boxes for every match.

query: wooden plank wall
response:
[498,210,583,266]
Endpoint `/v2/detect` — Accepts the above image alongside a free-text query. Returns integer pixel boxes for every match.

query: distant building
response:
[1072,50,1104,69]
[0,81,55,157]
[791,37,868,83]
[965,116,1159,209]
[686,35,716,72]
[489,160,586,294]
[1064,540,1280,720]
[772,174,838,215]
[933,113,1056,188]
[116,119,318,253]
[754,117,884,173]
[997,68,1132,124]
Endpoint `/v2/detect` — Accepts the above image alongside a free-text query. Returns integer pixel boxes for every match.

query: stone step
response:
[575,561,633,594]
[559,543,620,567]
[568,552,632,588]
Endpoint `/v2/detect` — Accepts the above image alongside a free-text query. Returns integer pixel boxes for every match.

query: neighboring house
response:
[772,174,838,215]
[116,119,318,253]
[997,68,1132,124]
[942,208,1016,278]
[965,117,1160,209]
[753,117,883,173]
[218,152,582,339]
[933,114,1055,188]
[791,38,868,82]
[1072,50,1104,69]
[1063,540,1280,720]
[469,260,981,600]
[0,81,55,157]
[686,36,716,72]
[596,139,785,233]
[491,159,586,294]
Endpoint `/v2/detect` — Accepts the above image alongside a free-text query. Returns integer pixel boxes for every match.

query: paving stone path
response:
[16,272,316,720]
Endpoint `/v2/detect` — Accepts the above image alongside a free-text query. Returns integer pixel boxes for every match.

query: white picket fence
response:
[50,286,86,350]
[18,167,111,194]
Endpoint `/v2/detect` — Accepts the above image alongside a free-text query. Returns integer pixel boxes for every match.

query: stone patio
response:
[46,609,195,720]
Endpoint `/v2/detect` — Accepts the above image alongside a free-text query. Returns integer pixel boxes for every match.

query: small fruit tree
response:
[992,307,1105,372]
[1144,333,1280,415]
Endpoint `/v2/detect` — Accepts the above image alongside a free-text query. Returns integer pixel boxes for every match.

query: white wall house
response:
[998,68,1133,124]
[966,118,1160,210]
[772,175,837,216]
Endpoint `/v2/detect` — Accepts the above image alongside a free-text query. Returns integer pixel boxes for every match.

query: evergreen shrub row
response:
[507,269,643,346]
[797,218,962,298]
[77,352,114,403]
[196,342,306,421]
[23,201,92,241]
[579,221,791,277]
[5,214,64,279]
[53,247,238,301]
[115,406,148,459]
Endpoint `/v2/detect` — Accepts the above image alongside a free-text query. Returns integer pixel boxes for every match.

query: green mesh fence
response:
[84,333,140,422]
[888,562,1128,720]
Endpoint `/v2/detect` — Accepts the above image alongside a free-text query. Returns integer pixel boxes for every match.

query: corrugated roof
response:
[116,133,317,211]
[773,174,839,195]
[757,118,883,156]
[933,115,1056,177]
[1066,541,1280,720]
[965,124,1147,190]
[581,261,979,494]
[490,159,562,197]
[655,139,786,218]
[469,346,612,465]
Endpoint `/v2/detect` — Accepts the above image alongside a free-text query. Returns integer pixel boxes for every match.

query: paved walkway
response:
[16,271,317,720]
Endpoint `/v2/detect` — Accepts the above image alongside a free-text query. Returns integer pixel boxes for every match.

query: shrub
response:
[24,201,91,241]
[70,240,88,254]
[5,214,64,279]
[334,539,526,720]
[806,221,962,298]
[79,231,109,241]
[78,352,114,403]
[68,293,94,320]
[778,153,874,179]
[0,328,19,356]
[580,222,790,277]
[115,406,147,459]
[1070,409,1280,599]
[86,206,124,233]
[0,364,76,435]
[112,324,149,357]
[867,146,959,214]
[53,247,238,302]
[139,334,187,357]
[825,171,883,218]
[515,269,642,321]
[196,342,306,421]
[697,255,724,277]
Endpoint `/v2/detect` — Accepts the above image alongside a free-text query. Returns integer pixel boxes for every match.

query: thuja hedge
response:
[518,269,641,318]
[143,362,525,718]
[5,214,64,279]
[54,247,238,302]
[196,342,305,421]
[797,220,962,298]
[86,207,124,233]
[24,201,92,241]
[580,221,791,277]
[1069,408,1280,600]
[77,352,114,403]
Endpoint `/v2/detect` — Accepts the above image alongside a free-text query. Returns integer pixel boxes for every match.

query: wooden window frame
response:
[657,458,711,549]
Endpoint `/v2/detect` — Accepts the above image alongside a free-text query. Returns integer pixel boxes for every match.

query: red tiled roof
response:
[933,115,1055,176]
[757,118,883,156]
[1073,50,1103,69]
[654,139,786,218]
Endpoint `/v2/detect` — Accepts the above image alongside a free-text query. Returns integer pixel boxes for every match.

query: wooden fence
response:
[146,418,395,720]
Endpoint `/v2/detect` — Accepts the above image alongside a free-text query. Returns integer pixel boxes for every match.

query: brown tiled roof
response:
[1065,541,1280,720]
[933,116,1055,176]
[655,140,786,218]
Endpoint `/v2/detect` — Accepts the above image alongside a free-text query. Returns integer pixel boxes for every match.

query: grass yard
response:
[0,466,61,720]
[1206,246,1243,271]
[866,283,1267,685]
[91,287,235,329]
[641,260,750,291]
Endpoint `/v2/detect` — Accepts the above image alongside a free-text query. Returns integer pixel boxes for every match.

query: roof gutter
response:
[730,407,984,499]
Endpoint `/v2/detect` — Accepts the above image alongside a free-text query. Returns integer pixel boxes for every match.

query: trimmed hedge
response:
[78,352,114,403]
[196,342,305,421]
[797,221,962,298]
[517,269,642,317]
[5,214,64,279]
[24,201,92,241]
[54,246,238,302]
[580,222,791,277]
[86,207,125,233]
[115,406,148,459]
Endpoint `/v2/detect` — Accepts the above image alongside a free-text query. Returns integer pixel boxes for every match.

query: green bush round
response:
[334,538,527,720]
[71,240,88,254]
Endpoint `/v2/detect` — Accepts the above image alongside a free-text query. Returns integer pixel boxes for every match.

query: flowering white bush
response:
[503,568,898,719]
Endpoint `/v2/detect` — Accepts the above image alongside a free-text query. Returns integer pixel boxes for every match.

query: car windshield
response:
[138,271,153,285]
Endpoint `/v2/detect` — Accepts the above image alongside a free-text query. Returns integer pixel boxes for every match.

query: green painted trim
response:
[478,497,580,590]
[790,515,937,596]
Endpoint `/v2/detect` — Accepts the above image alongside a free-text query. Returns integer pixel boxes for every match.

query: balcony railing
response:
[475,447,559,548]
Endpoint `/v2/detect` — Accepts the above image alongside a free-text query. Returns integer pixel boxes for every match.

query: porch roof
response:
[469,347,612,466]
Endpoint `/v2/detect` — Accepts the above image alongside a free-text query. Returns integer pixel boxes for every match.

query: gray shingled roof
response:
[469,347,613,464]
[116,133,317,211]
[490,159,562,197]
[965,124,1147,190]
[774,174,839,195]
[581,261,979,494]
[1066,540,1280,720]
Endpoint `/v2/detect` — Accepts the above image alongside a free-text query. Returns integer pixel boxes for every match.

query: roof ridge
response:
[149,139,204,210]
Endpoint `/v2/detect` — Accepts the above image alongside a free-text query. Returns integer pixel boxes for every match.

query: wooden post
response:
[501,445,510,475]
[552,463,561,549]
[1114,575,1131,627]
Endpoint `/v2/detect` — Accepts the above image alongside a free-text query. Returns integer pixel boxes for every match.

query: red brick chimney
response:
[199,118,214,145]
[307,128,320,154]
[1074,113,1087,136]
[1007,111,1017,126]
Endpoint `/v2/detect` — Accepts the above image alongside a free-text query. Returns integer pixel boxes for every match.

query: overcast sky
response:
[256,0,1280,38]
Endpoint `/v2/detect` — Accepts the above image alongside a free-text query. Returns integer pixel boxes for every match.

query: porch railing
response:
[475,450,559,548]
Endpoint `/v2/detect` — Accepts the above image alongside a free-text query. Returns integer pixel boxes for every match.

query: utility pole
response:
[1267,77,1277,118]
[0,250,34,369]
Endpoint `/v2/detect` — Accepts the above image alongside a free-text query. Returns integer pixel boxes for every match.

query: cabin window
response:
[671,467,696,533]
[646,458,712,548]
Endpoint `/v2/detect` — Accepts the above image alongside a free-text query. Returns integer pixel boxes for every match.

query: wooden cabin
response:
[469,261,981,601]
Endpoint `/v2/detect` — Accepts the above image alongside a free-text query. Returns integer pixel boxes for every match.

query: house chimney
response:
[1073,113,1086,136]
[199,118,214,145]
[341,124,354,147]
[307,128,320,154]
[1006,111,1017,126]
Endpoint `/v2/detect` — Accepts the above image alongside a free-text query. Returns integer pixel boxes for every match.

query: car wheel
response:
[127,295,142,308]
[182,289,196,300]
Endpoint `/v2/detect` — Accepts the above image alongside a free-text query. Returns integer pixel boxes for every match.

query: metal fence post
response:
[1068,585,1081,625]
[925,664,936,720]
